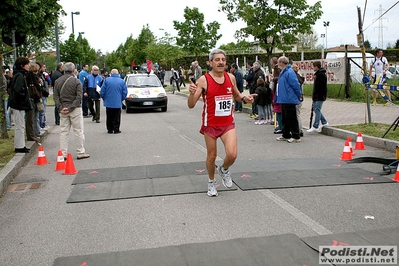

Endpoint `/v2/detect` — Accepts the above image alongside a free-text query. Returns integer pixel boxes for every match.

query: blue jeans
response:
[39,97,47,128]
[257,105,266,120]
[312,101,327,128]
[4,98,11,130]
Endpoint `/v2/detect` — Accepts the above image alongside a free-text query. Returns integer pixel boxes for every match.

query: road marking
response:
[259,189,332,235]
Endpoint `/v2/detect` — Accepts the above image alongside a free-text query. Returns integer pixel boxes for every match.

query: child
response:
[254,77,269,125]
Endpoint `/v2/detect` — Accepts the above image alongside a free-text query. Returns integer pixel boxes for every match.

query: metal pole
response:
[71,12,75,35]
[12,30,17,60]
[55,24,60,63]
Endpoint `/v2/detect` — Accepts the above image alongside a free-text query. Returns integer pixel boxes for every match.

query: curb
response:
[322,127,399,153]
[0,132,47,197]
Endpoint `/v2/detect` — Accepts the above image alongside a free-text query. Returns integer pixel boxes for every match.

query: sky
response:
[57,0,399,54]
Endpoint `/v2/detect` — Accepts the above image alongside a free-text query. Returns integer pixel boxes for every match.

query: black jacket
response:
[8,68,30,110]
[312,68,327,101]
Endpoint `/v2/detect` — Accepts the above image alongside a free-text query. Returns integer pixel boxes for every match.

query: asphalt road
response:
[0,92,398,265]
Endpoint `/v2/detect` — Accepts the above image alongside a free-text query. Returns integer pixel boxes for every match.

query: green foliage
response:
[364,40,372,50]
[59,33,96,69]
[219,40,254,52]
[219,0,323,65]
[173,7,221,58]
[297,28,318,50]
[1,0,65,47]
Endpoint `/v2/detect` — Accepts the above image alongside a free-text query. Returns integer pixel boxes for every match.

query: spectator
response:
[78,64,90,117]
[275,56,302,143]
[37,62,50,130]
[292,63,305,136]
[83,65,103,123]
[178,66,186,88]
[194,61,202,82]
[53,62,90,160]
[170,68,180,93]
[25,63,42,142]
[307,61,329,133]
[245,61,256,117]
[8,57,31,153]
[369,48,391,106]
[51,62,64,125]
[230,63,244,112]
[100,69,127,134]
[270,57,282,134]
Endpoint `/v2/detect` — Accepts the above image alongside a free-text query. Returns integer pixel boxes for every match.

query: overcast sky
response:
[58,0,399,54]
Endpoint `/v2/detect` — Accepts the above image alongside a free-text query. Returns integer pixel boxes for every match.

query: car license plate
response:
[143,102,153,106]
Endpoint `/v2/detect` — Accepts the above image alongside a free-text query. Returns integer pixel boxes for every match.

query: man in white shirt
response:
[369,49,391,106]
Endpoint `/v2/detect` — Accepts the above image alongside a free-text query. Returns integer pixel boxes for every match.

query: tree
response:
[219,40,253,52]
[173,7,221,58]
[364,40,372,50]
[1,0,65,50]
[395,39,399,49]
[0,0,65,139]
[297,28,318,50]
[219,0,323,69]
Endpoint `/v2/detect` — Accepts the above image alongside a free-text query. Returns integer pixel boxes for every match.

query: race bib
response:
[214,95,233,116]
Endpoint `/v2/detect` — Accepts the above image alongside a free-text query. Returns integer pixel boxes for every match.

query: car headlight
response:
[157,93,166,98]
[128,94,139,99]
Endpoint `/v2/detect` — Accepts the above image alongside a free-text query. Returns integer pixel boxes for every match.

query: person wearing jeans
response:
[307,61,328,133]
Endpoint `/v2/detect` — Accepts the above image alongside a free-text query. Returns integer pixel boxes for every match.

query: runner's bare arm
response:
[188,75,206,109]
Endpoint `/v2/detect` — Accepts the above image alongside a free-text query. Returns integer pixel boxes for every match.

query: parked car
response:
[124,73,168,112]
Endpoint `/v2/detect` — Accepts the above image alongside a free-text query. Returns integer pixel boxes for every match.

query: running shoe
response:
[216,165,233,188]
[207,180,218,196]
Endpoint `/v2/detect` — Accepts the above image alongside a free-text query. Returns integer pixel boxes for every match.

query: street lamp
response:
[78,32,85,69]
[71,11,80,35]
[323,21,330,49]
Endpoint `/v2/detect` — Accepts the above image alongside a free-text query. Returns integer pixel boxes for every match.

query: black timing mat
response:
[53,234,320,266]
[302,226,399,251]
[67,175,237,203]
[71,161,208,185]
[232,168,395,190]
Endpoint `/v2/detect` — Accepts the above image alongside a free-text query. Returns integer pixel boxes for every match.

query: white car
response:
[123,73,168,112]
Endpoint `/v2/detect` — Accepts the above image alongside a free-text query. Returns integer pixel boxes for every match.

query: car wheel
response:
[161,106,167,112]
[126,108,132,113]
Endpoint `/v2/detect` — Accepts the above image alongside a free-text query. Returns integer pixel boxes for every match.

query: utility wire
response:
[363,1,399,31]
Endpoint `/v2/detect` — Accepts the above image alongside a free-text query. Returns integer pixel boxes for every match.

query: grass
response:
[0,129,16,170]
[335,123,399,141]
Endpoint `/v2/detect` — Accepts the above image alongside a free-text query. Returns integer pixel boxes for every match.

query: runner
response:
[187,49,255,196]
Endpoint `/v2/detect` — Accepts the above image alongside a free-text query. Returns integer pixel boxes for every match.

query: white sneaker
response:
[255,120,260,125]
[287,138,301,143]
[320,122,329,128]
[207,180,218,196]
[306,127,321,133]
[276,136,288,141]
[217,165,233,188]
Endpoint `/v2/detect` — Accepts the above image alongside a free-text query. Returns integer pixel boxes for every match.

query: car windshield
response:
[127,75,161,87]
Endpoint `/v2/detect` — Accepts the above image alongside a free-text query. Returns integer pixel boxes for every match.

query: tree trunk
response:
[0,55,10,139]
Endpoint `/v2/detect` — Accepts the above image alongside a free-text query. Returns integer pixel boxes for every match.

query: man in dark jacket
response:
[8,57,31,153]
[51,62,64,125]
[245,61,256,117]
[231,63,244,112]
[307,61,329,133]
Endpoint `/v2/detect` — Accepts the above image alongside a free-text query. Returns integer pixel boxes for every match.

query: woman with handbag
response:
[25,63,42,142]
[8,57,31,153]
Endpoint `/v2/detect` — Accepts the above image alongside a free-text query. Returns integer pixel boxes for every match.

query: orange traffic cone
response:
[35,145,50,165]
[354,132,366,150]
[347,136,356,156]
[393,164,399,182]
[54,150,66,171]
[340,141,353,161]
[63,153,78,175]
